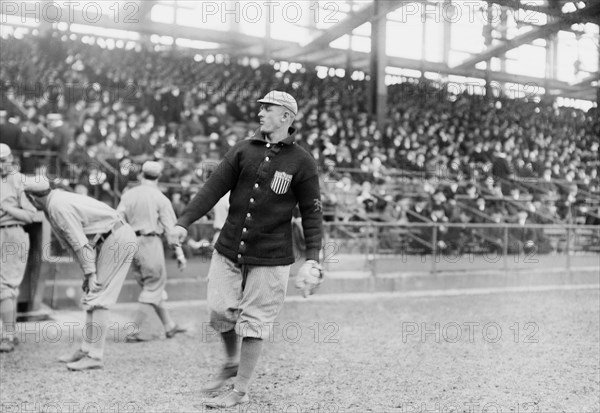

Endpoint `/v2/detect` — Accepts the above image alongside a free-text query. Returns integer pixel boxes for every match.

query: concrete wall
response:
[41,253,600,309]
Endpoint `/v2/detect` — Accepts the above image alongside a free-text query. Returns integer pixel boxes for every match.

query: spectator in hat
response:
[46,113,72,170]
[419,206,450,254]
[473,202,500,251]
[407,195,431,223]
[66,130,92,181]
[448,209,474,255]
[537,168,558,196]
[508,211,537,254]
[0,111,21,153]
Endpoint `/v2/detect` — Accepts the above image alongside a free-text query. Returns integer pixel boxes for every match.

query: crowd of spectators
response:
[1,33,598,254]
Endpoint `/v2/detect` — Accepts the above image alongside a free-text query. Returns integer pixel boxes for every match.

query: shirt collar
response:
[250,127,296,146]
[141,179,158,187]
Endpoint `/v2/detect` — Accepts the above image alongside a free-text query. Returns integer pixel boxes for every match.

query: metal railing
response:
[37,215,599,280]
[322,221,600,276]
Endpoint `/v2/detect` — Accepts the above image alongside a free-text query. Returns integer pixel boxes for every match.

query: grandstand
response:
[1,0,600,301]
[1,1,598,259]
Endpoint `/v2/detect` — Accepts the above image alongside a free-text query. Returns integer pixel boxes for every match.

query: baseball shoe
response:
[203,388,249,409]
[58,349,88,363]
[124,334,151,343]
[200,363,239,392]
[165,324,187,339]
[66,355,103,371]
[0,339,14,353]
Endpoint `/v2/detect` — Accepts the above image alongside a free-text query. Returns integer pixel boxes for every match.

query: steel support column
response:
[368,1,387,129]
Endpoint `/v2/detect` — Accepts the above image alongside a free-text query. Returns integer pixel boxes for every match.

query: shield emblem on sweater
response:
[271,171,293,195]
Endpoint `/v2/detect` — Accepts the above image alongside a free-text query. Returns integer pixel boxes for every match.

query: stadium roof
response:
[2,0,598,102]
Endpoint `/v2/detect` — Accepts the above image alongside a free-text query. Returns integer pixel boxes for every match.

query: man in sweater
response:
[169,91,323,408]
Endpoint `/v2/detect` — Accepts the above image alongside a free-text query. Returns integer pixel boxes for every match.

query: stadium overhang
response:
[1,2,293,50]
[452,2,600,70]
[273,0,406,61]
[3,0,596,102]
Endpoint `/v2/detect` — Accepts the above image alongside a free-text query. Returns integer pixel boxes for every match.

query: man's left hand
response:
[176,256,187,271]
[295,260,324,298]
[174,245,187,271]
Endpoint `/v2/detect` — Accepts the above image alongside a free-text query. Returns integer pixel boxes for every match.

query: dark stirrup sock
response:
[221,328,239,365]
[234,337,264,393]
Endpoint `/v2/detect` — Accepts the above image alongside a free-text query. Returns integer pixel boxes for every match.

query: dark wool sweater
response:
[177,128,323,266]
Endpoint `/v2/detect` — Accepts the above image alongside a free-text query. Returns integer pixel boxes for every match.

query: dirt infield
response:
[2,287,599,413]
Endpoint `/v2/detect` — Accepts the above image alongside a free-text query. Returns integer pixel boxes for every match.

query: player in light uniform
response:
[23,178,137,370]
[0,144,36,353]
[117,161,187,341]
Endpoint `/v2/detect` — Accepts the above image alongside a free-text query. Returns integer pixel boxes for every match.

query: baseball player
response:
[0,144,36,353]
[23,178,137,370]
[169,91,324,408]
[116,161,187,342]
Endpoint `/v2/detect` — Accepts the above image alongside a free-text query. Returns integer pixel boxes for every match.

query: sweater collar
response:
[250,127,296,146]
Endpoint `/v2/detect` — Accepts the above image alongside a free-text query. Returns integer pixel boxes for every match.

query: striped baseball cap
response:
[257,91,298,115]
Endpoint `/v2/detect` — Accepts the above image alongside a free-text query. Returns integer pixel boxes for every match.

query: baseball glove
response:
[295,260,324,298]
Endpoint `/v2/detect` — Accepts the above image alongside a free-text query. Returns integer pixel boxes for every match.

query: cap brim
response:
[257,99,296,115]
[257,98,280,105]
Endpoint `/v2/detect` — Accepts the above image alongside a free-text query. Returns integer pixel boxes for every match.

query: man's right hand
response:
[82,278,89,294]
[84,272,102,294]
[168,225,188,247]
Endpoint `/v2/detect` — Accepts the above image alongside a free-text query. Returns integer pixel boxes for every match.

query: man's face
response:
[0,154,14,177]
[433,192,445,203]
[25,193,45,211]
[120,159,132,175]
[258,104,287,134]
